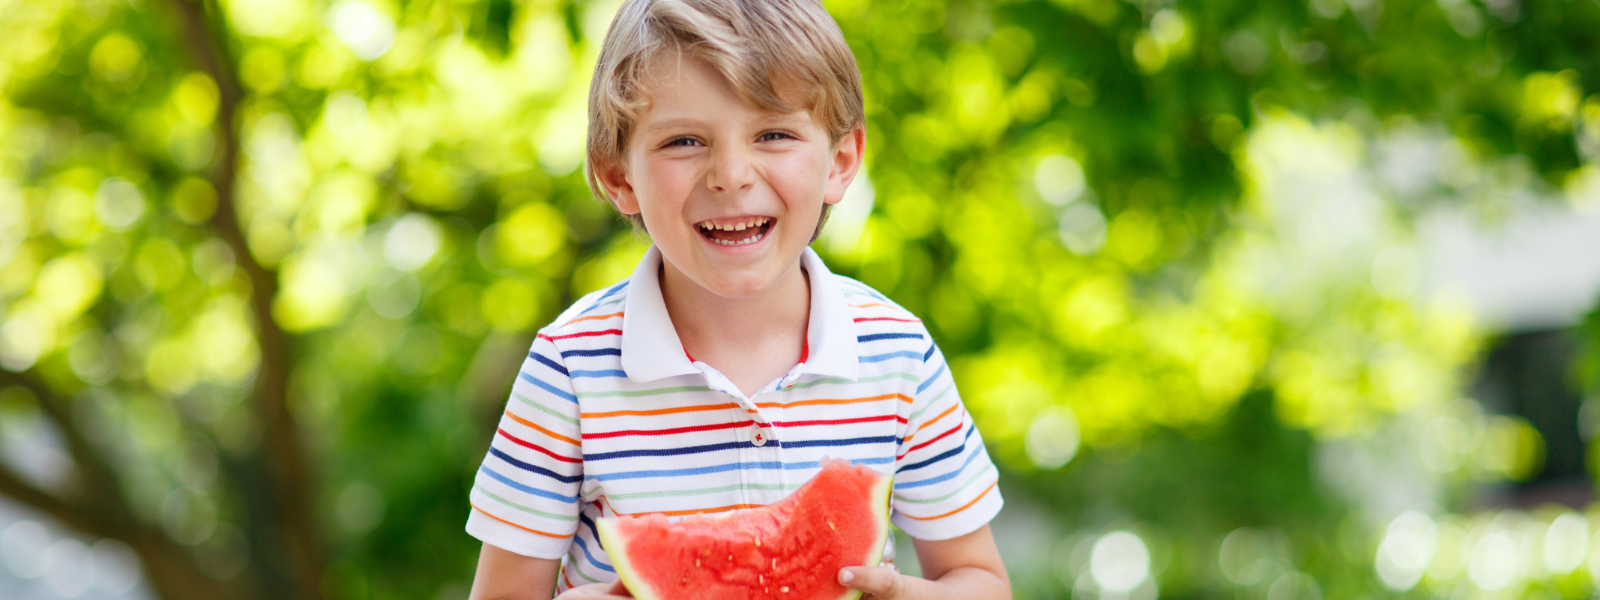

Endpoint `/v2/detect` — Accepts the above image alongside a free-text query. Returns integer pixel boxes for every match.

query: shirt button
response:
[750,428,768,446]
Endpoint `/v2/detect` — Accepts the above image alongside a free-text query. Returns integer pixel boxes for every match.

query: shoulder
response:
[541,279,631,336]
[838,275,928,326]
[830,274,933,341]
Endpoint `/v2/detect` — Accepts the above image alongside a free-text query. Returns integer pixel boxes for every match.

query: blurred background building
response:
[1,0,1599,598]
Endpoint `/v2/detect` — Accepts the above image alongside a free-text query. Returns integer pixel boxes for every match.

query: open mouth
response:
[695,216,774,247]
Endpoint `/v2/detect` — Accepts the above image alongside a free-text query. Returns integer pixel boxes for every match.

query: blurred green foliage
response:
[0,0,1599,598]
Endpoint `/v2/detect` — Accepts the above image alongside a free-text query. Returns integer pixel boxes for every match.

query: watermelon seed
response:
[771,558,777,569]
[696,559,701,567]
[781,587,790,593]
[827,521,836,531]
[755,537,761,547]
[760,575,765,585]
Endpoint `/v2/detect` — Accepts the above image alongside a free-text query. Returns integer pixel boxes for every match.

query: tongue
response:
[706,225,762,242]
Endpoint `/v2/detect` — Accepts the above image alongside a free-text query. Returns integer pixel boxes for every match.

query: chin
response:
[702,271,780,298]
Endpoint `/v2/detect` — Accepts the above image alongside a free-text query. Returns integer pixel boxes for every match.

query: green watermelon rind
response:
[595,465,894,600]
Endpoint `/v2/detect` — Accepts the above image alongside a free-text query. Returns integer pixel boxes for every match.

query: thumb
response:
[838,566,903,598]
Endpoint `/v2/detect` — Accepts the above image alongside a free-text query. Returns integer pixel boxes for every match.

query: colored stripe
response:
[786,372,917,390]
[896,442,987,489]
[496,428,582,463]
[774,414,902,428]
[518,372,578,404]
[579,512,603,551]
[861,350,922,363]
[854,316,920,323]
[917,361,946,394]
[607,482,802,501]
[476,485,580,521]
[899,418,963,459]
[562,348,622,358]
[511,392,579,426]
[471,503,573,538]
[899,425,976,472]
[570,369,628,378]
[490,447,582,484]
[592,457,893,482]
[539,329,623,341]
[858,333,925,343]
[583,420,757,440]
[893,465,996,504]
[584,403,742,419]
[572,533,615,573]
[923,343,937,361]
[575,281,629,317]
[913,402,962,435]
[529,352,568,376]
[586,435,895,461]
[577,385,714,399]
[754,393,912,409]
[784,435,898,448]
[567,311,623,325]
[567,559,602,584]
[908,384,954,422]
[612,503,763,517]
[839,282,888,300]
[479,466,579,503]
[504,411,582,446]
[898,481,997,521]
[850,302,896,309]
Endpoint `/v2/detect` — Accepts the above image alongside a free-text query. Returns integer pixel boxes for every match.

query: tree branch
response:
[0,457,97,534]
[0,372,245,600]
[162,0,322,597]
[0,371,130,522]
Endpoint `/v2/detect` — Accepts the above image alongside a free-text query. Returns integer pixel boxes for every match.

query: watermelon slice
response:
[595,459,892,600]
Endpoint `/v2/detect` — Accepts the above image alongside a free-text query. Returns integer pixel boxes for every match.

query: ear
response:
[823,125,866,205]
[595,158,641,215]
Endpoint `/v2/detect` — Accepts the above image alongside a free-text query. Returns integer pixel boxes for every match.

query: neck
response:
[659,255,810,368]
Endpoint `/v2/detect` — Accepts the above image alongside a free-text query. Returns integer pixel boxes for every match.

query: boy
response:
[466,0,1009,597]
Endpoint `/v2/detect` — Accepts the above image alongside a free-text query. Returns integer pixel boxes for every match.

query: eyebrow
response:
[641,113,812,133]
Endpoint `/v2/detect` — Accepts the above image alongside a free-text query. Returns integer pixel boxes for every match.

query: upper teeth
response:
[699,217,770,232]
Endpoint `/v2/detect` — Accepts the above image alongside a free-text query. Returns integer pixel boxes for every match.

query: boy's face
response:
[598,56,864,299]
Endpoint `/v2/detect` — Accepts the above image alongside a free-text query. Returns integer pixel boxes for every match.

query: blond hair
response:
[584,0,864,233]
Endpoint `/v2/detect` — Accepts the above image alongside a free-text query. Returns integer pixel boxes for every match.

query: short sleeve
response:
[465,333,584,559]
[890,341,1003,541]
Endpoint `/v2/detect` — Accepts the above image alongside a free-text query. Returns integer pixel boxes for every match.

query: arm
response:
[838,525,1011,600]
[469,543,560,600]
[468,543,632,600]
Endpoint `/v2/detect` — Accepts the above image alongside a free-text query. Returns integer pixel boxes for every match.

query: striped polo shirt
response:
[465,246,1003,591]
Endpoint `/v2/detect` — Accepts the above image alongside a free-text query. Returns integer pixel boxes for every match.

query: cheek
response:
[635,161,695,208]
[770,152,831,202]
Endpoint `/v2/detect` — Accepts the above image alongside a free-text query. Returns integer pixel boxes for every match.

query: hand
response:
[554,580,631,599]
[838,566,909,600]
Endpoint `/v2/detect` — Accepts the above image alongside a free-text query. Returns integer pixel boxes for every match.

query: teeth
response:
[698,217,770,232]
[710,231,765,246]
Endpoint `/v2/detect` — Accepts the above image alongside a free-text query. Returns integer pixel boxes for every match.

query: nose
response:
[705,145,755,194]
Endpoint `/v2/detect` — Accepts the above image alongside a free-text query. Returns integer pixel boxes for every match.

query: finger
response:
[838,566,903,597]
[608,579,633,597]
[559,582,628,599]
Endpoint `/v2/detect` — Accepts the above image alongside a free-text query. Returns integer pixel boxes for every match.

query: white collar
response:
[619,246,859,383]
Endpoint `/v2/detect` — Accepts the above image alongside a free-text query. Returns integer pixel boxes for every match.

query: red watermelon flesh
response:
[595,459,892,600]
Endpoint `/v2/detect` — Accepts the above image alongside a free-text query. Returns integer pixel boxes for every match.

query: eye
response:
[663,136,702,148]
[758,131,797,142]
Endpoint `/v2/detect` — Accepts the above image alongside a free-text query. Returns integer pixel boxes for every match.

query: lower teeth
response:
[712,231,764,246]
